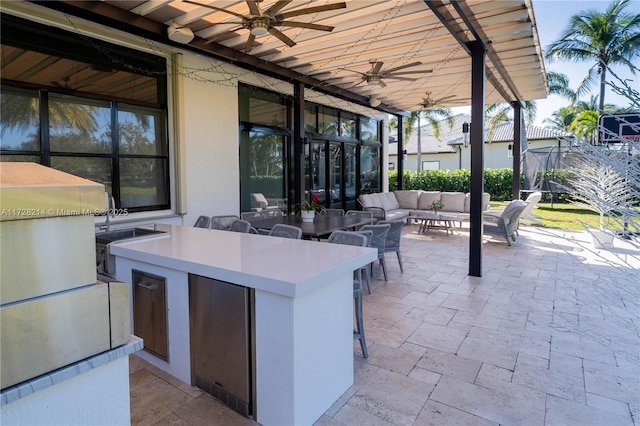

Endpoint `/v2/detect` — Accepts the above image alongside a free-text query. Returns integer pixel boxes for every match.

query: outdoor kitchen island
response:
[109,223,376,426]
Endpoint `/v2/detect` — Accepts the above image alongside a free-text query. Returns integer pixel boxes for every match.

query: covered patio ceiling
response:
[30,0,549,114]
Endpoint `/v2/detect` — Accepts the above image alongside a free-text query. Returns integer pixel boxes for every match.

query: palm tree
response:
[544,107,576,132]
[545,0,640,113]
[388,108,454,171]
[484,101,537,143]
[547,71,577,103]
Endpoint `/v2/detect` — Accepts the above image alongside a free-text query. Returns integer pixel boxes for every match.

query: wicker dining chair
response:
[268,224,302,239]
[193,215,211,228]
[359,223,391,281]
[345,210,375,225]
[241,211,265,221]
[327,230,369,358]
[228,219,252,233]
[321,208,345,216]
[210,215,239,230]
[352,229,373,294]
[378,220,404,273]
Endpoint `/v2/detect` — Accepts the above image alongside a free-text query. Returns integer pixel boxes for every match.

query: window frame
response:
[0,15,170,213]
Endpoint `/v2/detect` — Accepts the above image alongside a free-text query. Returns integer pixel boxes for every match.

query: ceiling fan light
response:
[250,20,270,36]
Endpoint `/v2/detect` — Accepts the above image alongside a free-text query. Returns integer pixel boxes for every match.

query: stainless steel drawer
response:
[0,281,131,390]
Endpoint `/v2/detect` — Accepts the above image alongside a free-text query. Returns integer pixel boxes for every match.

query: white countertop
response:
[109,224,376,297]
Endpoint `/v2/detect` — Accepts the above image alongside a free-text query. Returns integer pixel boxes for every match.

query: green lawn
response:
[490,202,603,231]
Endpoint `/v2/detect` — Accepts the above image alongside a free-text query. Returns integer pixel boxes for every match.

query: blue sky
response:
[530,0,639,125]
[453,0,638,126]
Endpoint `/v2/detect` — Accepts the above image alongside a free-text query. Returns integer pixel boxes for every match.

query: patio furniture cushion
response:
[440,192,466,213]
[417,191,441,210]
[394,190,420,209]
[385,209,413,221]
[464,193,491,213]
[380,192,400,211]
[359,193,383,209]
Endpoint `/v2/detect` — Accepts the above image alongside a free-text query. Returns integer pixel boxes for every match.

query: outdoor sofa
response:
[358,190,491,222]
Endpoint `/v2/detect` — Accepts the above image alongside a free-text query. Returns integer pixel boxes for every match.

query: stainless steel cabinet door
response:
[133,270,168,361]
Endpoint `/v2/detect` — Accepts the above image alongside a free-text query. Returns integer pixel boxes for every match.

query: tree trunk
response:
[598,62,607,114]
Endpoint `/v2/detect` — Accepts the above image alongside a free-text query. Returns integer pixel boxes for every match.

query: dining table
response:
[248,214,371,239]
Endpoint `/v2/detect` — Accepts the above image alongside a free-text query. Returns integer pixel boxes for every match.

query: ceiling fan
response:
[343,59,432,88]
[420,91,456,108]
[183,0,346,53]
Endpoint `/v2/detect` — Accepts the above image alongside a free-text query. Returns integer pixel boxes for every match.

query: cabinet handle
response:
[137,281,158,290]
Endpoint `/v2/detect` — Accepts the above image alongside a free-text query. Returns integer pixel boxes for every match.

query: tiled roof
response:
[402,114,571,154]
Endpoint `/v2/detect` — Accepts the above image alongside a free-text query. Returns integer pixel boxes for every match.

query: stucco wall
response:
[391,139,562,172]
[0,357,130,426]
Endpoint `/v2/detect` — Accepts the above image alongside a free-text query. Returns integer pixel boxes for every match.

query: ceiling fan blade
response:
[278,2,346,19]
[337,68,369,77]
[381,61,422,75]
[268,27,296,47]
[384,76,416,81]
[203,29,244,45]
[385,70,433,76]
[265,0,292,15]
[436,95,457,102]
[246,0,261,16]
[277,21,335,32]
[348,80,366,89]
[372,62,384,75]
[244,34,256,53]
[379,80,387,88]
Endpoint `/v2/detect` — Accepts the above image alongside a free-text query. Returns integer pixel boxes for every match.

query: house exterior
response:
[389,114,571,172]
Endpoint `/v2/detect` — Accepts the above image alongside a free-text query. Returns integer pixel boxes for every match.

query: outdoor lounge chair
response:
[519,191,543,225]
[250,193,280,211]
[483,199,527,245]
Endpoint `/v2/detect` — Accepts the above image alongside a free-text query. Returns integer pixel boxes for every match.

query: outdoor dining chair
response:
[321,208,345,216]
[228,219,252,233]
[210,215,239,230]
[268,224,302,239]
[193,215,211,228]
[327,230,369,358]
[359,223,391,281]
[345,210,375,225]
[352,229,373,294]
[378,220,404,273]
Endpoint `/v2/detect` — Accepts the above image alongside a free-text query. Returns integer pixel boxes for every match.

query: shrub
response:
[389,168,523,201]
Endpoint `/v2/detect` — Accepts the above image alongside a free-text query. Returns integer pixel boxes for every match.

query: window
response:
[360,145,380,194]
[0,15,169,212]
[422,161,440,170]
[360,117,380,142]
[318,106,339,137]
[389,162,396,170]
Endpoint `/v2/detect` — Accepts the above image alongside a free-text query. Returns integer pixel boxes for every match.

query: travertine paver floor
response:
[130,223,640,425]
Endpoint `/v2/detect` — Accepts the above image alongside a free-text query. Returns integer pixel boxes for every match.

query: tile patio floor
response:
[129,223,640,425]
